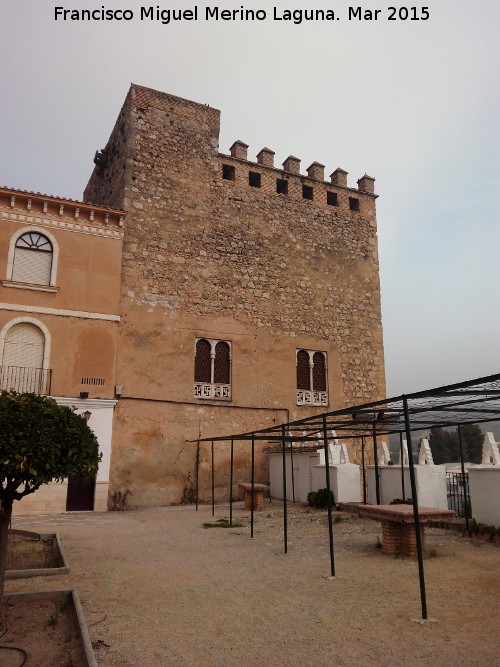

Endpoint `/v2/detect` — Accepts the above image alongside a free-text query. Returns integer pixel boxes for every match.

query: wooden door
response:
[66,475,95,511]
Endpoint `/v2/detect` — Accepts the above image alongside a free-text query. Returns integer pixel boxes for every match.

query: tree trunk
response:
[0,499,13,631]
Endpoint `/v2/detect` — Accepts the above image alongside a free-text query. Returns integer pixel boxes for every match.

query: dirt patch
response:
[7,533,59,571]
[0,596,86,666]
[9,504,500,666]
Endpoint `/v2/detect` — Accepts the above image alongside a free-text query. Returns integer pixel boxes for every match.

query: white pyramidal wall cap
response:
[482,432,500,465]
[378,441,391,465]
[400,439,409,465]
[418,438,435,465]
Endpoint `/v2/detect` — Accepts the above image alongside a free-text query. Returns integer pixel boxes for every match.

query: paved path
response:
[8,504,499,666]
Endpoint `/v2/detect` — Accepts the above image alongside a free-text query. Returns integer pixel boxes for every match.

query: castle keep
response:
[82,84,385,507]
[1,83,385,511]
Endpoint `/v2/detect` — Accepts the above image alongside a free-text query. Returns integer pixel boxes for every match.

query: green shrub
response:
[389,498,413,505]
[307,488,334,508]
[203,518,243,528]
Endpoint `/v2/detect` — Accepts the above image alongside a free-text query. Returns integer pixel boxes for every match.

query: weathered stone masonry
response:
[84,84,385,507]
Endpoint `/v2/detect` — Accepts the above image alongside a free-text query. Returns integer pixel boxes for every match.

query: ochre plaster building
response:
[0,187,125,513]
[81,84,386,508]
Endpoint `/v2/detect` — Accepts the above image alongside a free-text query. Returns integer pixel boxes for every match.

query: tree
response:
[428,426,459,464]
[460,424,484,464]
[428,424,485,464]
[0,391,100,621]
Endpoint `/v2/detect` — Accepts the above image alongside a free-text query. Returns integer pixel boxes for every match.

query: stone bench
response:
[238,483,269,511]
[357,504,455,556]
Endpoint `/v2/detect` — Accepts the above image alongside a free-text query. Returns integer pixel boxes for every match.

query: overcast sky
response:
[1,0,499,396]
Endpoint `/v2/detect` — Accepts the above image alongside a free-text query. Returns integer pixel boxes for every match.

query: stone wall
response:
[84,84,386,507]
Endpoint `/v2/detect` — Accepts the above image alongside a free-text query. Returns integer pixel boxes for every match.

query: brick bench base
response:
[238,482,268,512]
[243,490,264,511]
[357,504,454,557]
[381,520,425,556]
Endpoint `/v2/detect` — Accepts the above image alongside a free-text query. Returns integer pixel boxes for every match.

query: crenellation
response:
[216,154,375,217]
[331,168,348,187]
[357,173,376,194]
[283,155,301,173]
[307,162,325,181]
[256,147,275,167]
[230,140,249,160]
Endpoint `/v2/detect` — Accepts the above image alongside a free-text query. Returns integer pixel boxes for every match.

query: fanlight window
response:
[12,232,53,285]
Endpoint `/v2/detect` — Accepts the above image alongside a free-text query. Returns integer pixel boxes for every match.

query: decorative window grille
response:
[296,349,328,406]
[312,352,326,391]
[214,341,230,384]
[1,323,50,394]
[296,350,310,390]
[194,339,211,383]
[12,232,53,285]
[194,338,232,400]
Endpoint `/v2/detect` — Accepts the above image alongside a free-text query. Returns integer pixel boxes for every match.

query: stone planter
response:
[1,589,97,666]
[6,530,70,579]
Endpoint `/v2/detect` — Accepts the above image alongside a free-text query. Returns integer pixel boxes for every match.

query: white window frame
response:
[5,226,59,287]
[0,317,52,393]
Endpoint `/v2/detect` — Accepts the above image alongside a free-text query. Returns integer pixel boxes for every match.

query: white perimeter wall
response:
[468,467,500,526]
[269,452,360,503]
[367,465,448,509]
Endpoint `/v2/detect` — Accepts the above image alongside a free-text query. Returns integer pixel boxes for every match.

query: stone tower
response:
[84,84,385,507]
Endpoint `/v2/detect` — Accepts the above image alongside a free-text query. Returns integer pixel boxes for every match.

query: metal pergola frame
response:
[193,373,500,619]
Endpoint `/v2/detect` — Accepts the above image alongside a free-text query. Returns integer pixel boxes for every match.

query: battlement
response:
[218,144,376,218]
[220,143,375,195]
[85,84,377,221]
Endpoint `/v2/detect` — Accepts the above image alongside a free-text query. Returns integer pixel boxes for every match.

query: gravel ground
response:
[8,503,500,666]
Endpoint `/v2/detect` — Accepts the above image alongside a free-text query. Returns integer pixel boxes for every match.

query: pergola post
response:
[322,414,335,577]
[281,425,288,554]
[361,436,367,504]
[229,437,234,525]
[195,440,200,512]
[457,424,470,532]
[373,422,381,504]
[403,396,428,619]
[250,433,255,538]
[211,440,215,517]
[399,431,406,501]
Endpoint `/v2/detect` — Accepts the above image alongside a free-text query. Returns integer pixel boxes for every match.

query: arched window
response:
[1,322,48,393]
[214,341,230,384]
[194,339,211,383]
[296,350,310,390]
[312,352,326,391]
[12,232,53,285]
[194,338,232,400]
[296,349,328,407]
